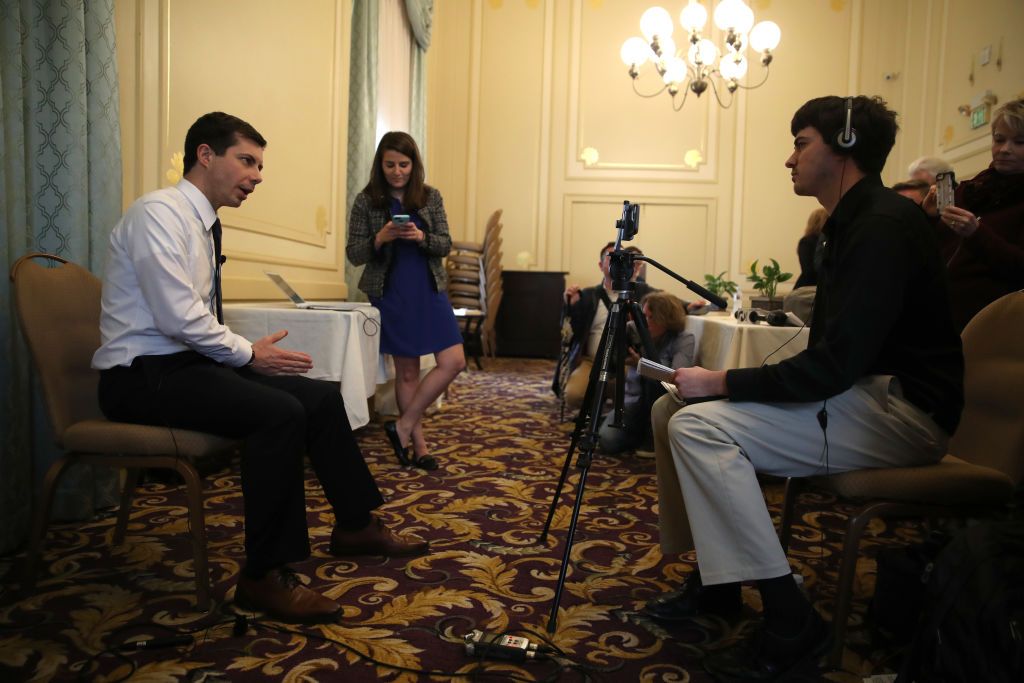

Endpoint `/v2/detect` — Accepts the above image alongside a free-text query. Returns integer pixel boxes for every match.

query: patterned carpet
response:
[0,358,919,682]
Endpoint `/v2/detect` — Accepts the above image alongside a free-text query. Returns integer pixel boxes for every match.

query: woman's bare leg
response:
[394,343,466,446]
[392,355,422,448]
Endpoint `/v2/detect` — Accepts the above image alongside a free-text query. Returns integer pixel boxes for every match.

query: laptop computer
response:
[265,271,372,311]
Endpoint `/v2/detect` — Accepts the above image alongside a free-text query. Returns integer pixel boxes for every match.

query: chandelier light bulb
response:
[662,56,689,85]
[733,3,755,35]
[727,32,748,53]
[658,35,677,59]
[687,38,718,67]
[640,6,674,41]
[749,20,781,52]
[679,1,708,33]
[719,55,748,80]
[713,0,744,31]
[620,37,651,67]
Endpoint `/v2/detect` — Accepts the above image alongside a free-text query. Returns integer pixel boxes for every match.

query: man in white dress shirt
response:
[93,112,428,624]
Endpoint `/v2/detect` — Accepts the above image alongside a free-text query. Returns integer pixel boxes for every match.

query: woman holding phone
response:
[923,99,1024,331]
[346,132,465,470]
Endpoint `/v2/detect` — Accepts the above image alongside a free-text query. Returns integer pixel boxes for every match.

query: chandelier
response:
[620,1,781,109]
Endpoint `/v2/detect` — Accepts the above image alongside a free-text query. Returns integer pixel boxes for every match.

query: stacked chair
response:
[447,209,504,368]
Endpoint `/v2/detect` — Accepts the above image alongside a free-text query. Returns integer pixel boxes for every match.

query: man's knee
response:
[651,394,681,432]
[666,405,710,444]
[563,367,587,408]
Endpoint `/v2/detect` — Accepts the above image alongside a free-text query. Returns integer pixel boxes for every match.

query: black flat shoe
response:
[642,574,743,623]
[409,454,439,471]
[382,421,411,466]
[704,610,831,682]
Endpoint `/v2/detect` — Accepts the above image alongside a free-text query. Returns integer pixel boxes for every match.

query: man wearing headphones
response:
[645,96,963,679]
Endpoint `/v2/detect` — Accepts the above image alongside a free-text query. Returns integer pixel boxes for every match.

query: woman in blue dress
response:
[346,132,465,470]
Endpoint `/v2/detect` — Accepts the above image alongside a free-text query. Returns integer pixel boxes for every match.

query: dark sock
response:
[757,574,812,637]
[692,573,742,606]
[334,510,373,532]
[242,565,271,580]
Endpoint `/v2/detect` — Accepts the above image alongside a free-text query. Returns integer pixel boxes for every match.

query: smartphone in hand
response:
[935,171,955,212]
[392,214,411,225]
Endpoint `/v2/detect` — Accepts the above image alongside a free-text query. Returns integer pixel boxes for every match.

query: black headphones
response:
[835,96,857,149]
[735,308,789,326]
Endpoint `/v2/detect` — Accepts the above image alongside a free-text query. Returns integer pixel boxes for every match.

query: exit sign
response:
[970,105,990,129]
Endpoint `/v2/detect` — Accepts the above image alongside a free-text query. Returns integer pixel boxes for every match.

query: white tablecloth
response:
[685,312,810,370]
[223,303,381,428]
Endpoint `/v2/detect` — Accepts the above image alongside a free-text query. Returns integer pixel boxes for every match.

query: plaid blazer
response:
[346,186,452,299]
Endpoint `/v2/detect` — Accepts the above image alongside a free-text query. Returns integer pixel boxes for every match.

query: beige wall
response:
[426,0,1023,301]
[113,0,1023,304]
[115,0,352,301]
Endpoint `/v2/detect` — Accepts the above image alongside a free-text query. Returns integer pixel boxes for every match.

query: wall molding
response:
[564,0,719,183]
[115,1,353,300]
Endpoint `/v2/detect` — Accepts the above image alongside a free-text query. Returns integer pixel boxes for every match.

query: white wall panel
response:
[563,196,715,298]
[117,0,351,300]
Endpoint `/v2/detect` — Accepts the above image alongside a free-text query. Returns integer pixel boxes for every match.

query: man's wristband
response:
[245,349,255,367]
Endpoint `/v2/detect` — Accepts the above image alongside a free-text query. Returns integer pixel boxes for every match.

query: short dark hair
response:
[183,112,266,174]
[600,241,616,258]
[363,131,428,210]
[790,96,898,174]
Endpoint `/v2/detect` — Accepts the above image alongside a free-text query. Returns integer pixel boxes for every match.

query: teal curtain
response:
[345,0,380,302]
[0,0,123,553]
[404,0,432,153]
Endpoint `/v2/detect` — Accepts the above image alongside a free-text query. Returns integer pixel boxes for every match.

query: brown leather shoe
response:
[329,517,430,558]
[235,567,342,624]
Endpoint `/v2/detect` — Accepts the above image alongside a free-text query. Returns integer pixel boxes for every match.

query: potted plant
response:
[702,271,739,310]
[746,258,792,311]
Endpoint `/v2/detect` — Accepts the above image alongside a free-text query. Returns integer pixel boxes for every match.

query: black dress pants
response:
[98,351,385,573]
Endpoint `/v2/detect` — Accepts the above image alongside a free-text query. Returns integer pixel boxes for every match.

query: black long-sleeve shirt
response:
[727,175,964,435]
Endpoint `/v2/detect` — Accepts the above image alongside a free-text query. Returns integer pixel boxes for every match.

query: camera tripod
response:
[537,201,726,633]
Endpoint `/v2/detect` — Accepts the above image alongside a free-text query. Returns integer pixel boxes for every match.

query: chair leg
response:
[827,503,879,669]
[176,460,211,612]
[779,477,804,554]
[24,455,76,589]
[114,468,141,544]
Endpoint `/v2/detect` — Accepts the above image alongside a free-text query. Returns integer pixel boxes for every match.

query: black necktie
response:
[211,218,224,324]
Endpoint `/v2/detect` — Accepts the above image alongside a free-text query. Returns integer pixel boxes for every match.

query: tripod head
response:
[608,249,639,293]
[608,199,728,309]
[609,201,641,293]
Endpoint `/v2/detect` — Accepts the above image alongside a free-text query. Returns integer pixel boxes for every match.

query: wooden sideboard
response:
[495,270,566,358]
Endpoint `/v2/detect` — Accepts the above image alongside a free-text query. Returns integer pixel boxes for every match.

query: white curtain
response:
[345,0,380,302]
[404,0,432,152]
[375,0,411,144]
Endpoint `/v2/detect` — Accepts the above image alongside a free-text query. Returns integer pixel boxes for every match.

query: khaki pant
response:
[653,376,948,585]
[563,357,594,410]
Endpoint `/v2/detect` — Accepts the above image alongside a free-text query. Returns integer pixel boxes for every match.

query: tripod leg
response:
[537,428,581,544]
[538,326,612,544]
[544,299,627,631]
[546,460,592,634]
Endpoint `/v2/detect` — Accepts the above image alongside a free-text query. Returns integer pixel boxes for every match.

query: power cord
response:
[240,615,596,682]
[75,605,606,683]
[355,308,381,336]
[758,321,808,368]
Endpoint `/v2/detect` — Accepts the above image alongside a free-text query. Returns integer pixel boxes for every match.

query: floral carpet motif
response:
[1,358,918,681]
